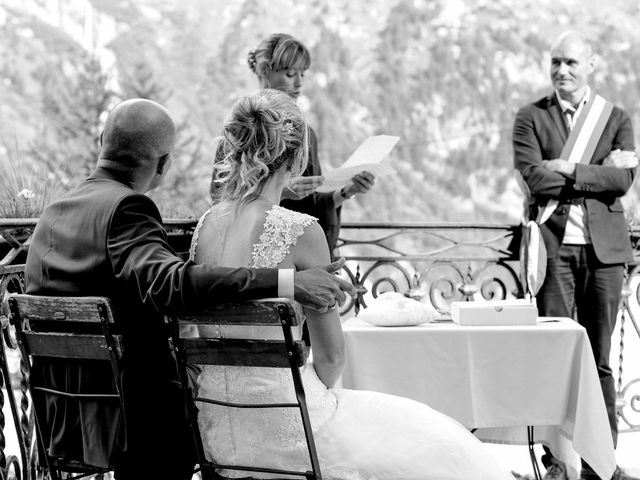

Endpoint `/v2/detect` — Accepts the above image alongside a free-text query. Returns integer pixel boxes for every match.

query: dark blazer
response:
[281,127,341,253]
[513,92,636,264]
[25,168,278,468]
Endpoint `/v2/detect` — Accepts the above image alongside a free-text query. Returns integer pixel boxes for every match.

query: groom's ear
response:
[156,152,171,175]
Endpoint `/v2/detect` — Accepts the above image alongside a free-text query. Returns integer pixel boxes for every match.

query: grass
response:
[0,138,62,218]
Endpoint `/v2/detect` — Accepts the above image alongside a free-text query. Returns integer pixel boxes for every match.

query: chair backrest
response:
[7,294,124,480]
[170,297,322,480]
[9,294,123,361]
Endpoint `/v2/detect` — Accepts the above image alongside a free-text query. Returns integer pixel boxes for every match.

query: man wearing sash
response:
[513,31,638,480]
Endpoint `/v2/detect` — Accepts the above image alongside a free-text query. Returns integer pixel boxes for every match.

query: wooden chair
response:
[170,298,322,480]
[7,294,124,480]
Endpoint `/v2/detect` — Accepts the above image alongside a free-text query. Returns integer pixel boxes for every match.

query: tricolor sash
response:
[537,94,614,224]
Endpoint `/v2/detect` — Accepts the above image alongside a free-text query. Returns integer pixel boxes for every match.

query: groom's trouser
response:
[537,244,622,467]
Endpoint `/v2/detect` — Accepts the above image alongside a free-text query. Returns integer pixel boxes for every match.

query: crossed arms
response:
[513,105,637,201]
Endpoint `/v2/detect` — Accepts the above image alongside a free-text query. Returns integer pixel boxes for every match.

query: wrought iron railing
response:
[1,218,639,479]
[335,222,523,315]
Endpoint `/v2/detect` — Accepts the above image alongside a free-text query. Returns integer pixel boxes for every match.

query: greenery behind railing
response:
[1,218,639,479]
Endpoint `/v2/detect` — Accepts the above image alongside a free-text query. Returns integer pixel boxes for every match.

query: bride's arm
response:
[294,221,345,388]
[305,305,344,388]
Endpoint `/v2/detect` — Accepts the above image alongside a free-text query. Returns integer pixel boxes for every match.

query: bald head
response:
[551,30,592,57]
[100,98,176,168]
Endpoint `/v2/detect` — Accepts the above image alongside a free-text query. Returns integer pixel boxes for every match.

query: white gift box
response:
[450,299,538,326]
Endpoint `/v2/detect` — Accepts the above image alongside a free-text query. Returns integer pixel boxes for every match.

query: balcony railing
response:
[1,218,639,479]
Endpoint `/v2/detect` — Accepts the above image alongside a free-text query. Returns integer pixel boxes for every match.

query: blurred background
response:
[2,0,640,223]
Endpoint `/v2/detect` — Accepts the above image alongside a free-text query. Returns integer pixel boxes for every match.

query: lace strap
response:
[251,205,316,268]
[189,207,215,262]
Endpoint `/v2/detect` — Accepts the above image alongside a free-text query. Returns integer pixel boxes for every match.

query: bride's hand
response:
[281,175,324,200]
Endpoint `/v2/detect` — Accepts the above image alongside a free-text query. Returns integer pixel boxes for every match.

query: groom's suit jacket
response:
[25,168,278,468]
[513,92,636,264]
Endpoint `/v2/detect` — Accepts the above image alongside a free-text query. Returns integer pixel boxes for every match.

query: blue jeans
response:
[537,244,623,450]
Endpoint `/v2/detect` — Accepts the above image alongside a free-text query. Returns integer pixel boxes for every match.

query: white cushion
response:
[357,291,439,326]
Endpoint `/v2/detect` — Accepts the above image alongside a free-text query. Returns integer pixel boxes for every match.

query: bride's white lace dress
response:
[190,205,514,480]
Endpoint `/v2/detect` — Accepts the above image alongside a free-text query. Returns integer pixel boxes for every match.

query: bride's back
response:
[192,200,297,270]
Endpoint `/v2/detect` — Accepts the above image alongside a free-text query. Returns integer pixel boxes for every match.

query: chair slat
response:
[181,338,308,368]
[175,298,304,326]
[10,294,115,324]
[23,332,123,360]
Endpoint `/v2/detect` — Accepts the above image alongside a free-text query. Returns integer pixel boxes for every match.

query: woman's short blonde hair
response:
[248,33,311,80]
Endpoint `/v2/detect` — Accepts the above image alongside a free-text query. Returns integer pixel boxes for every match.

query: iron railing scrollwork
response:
[0,264,29,480]
[1,218,639,477]
[335,222,523,315]
[617,263,640,432]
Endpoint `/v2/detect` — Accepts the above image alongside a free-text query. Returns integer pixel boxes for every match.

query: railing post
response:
[354,264,362,316]
[0,264,35,480]
[0,331,7,477]
[616,274,630,416]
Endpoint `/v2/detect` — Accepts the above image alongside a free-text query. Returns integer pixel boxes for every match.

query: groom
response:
[24,98,355,480]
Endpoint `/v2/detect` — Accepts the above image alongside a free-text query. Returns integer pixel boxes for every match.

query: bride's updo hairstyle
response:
[248,33,311,84]
[213,89,308,204]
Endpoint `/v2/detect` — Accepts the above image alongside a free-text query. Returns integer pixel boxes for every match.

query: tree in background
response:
[3,0,640,224]
[28,53,112,186]
[117,60,208,216]
[1,4,112,206]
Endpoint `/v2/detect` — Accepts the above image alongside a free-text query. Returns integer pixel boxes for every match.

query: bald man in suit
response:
[513,31,638,480]
[25,98,354,480]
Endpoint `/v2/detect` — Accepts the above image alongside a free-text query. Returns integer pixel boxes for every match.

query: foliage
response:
[3,0,640,223]
[117,60,209,217]
[27,53,113,187]
[0,138,59,218]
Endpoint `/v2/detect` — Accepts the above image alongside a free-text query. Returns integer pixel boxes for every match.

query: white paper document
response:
[315,135,400,193]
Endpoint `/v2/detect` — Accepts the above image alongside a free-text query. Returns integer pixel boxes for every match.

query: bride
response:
[190,89,515,480]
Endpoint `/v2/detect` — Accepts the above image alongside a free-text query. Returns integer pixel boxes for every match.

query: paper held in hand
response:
[315,135,400,193]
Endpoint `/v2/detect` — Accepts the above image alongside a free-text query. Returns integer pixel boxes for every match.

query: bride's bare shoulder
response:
[289,212,330,269]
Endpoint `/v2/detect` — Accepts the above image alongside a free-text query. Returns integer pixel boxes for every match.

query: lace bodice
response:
[251,205,315,268]
[189,204,315,268]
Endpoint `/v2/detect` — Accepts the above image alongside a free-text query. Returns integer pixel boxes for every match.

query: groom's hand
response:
[294,258,356,312]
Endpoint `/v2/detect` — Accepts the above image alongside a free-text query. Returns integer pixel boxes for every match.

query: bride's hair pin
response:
[281,121,295,136]
[215,89,308,204]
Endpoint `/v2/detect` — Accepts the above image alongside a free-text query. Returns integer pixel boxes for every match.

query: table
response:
[341,317,616,480]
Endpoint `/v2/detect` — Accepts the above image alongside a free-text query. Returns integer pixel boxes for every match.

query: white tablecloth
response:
[341,317,616,480]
